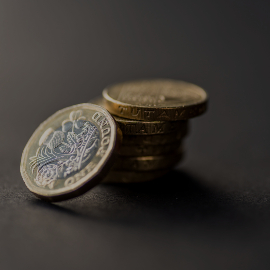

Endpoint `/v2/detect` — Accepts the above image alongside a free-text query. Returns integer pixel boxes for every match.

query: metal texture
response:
[20,103,120,202]
[118,142,183,156]
[122,131,185,145]
[89,96,189,135]
[112,150,183,171]
[102,79,207,121]
[114,117,188,136]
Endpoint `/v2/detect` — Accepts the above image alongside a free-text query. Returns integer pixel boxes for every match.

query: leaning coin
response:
[112,151,183,171]
[102,170,169,183]
[118,142,183,156]
[102,79,207,121]
[20,103,121,202]
[89,96,188,135]
[122,131,186,145]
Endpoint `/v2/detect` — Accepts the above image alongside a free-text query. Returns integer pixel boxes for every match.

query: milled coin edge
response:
[102,79,208,121]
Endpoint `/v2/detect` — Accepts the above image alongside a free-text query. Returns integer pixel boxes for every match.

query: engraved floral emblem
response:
[29,110,100,189]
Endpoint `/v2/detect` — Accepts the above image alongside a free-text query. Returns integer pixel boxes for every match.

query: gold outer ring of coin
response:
[118,141,183,156]
[102,79,208,121]
[89,96,189,135]
[20,103,122,202]
[112,150,183,171]
[102,170,169,183]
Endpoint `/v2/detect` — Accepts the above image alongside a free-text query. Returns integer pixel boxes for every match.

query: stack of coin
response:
[89,79,207,183]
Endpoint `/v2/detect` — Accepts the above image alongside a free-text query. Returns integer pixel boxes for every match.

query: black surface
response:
[1,1,270,269]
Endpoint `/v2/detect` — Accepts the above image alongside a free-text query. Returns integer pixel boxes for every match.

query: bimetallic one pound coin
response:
[103,170,169,183]
[89,96,188,135]
[103,79,207,121]
[20,104,121,202]
[112,151,183,171]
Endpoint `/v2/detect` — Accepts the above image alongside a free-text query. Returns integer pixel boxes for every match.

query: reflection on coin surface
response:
[103,170,169,183]
[89,96,188,135]
[113,151,183,171]
[122,131,186,145]
[103,79,207,121]
[20,104,119,202]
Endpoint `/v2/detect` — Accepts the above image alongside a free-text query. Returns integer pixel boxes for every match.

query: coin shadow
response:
[31,199,82,217]
[99,169,252,229]
[104,170,236,221]
[30,170,244,227]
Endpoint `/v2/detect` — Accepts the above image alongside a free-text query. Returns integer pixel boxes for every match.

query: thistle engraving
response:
[29,110,100,188]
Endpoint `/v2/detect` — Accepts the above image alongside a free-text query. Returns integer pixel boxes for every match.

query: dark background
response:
[1,0,270,269]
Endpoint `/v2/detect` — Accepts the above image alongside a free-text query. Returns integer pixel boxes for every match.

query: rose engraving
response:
[29,110,99,188]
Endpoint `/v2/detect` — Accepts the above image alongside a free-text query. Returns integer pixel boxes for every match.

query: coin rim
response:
[20,103,118,202]
[89,96,189,135]
[112,150,184,171]
[102,79,208,121]
[118,141,183,156]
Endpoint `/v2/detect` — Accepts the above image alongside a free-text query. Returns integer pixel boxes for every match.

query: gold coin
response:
[89,96,189,135]
[102,170,169,183]
[102,79,207,121]
[20,103,121,202]
[112,151,183,171]
[122,131,185,145]
[118,141,183,156]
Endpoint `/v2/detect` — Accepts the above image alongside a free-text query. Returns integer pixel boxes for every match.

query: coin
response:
[112,151,183,171]
[102,170,169,183]
[89,96,189,135]
[118,142,183,156]
[122,131,185,145]
[102,79,207,121]
[20,103,121,202]
[115,118,188,136]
